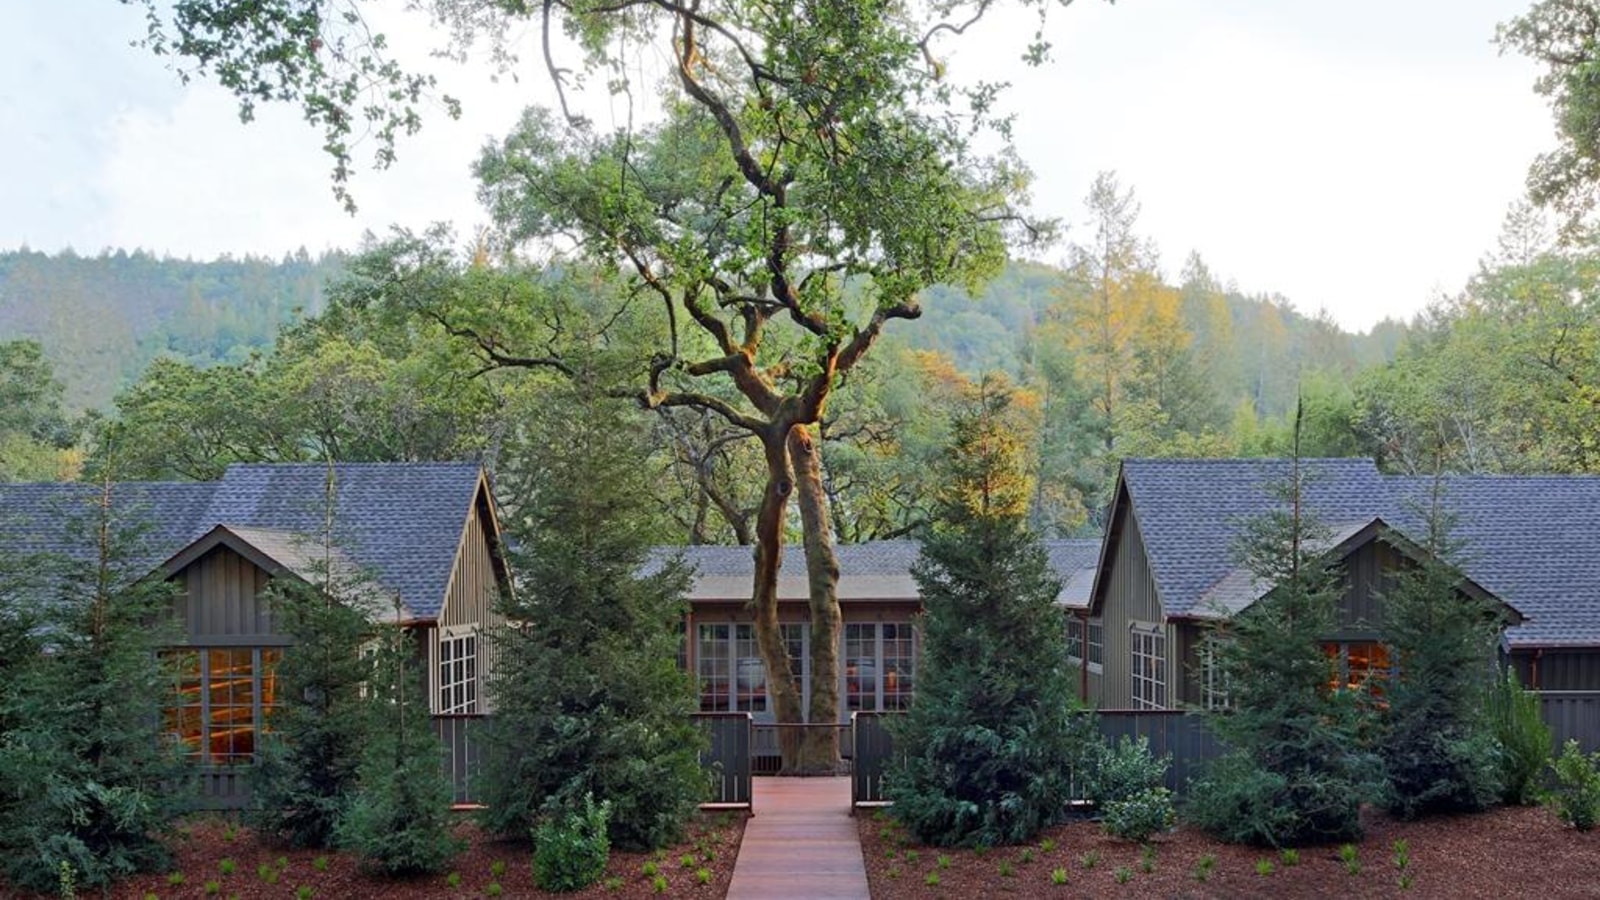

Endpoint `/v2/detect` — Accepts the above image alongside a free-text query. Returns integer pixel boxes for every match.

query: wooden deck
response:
[726,776,870,900]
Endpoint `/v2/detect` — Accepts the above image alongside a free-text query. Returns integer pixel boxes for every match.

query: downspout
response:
[1079,611,1090,703]
[1532,647,1543,691]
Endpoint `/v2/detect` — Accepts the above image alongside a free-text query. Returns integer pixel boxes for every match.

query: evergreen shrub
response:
[1551,740,1600,832]
[533,795,612,892]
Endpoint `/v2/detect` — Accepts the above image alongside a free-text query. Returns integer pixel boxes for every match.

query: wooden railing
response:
[692,713,754,808]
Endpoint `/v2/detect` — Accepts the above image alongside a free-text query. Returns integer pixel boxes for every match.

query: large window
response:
[845,622,918,712]
[1199,635,1231,711]
[1065,616,1084,662]
[697,623,731,712]
[882,623,917,711]
[1130,623,1167,710]
[1324,641,1392,695]
[164,647,282,766]
[439,630,479,714]
[844,623,877,712]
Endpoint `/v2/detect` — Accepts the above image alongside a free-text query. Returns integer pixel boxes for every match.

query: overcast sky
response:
[0,0,1555,331]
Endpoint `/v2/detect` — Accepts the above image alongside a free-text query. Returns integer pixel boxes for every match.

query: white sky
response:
[0,0,1554,332]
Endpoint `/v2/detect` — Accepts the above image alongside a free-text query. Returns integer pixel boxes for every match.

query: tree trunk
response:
[750,424,805,769]
[790,424,843,773]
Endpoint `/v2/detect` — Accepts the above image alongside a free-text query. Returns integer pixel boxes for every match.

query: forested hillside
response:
[0,248,344,410]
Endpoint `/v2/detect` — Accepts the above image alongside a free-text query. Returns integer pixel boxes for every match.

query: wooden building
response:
[1080,459,1600,709]
[0,463,507,804]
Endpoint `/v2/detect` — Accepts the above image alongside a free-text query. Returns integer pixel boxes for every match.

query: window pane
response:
[845,624,877,712]
[734,624,765,713]
[697,624,729,712]
[883,623,916,711]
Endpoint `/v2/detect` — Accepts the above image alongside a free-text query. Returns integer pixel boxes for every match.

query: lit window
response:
[163,647,282,766]
[697,623,730,712]
[1323,641,1392,696]
[882,623,916,711]
[439,631,478,714]
[733,624,766,713]
[1130,624,1167,710]
[1200,635,1232,711]
[845,623,876,712]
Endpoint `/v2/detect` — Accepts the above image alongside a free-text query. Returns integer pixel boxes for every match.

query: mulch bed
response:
[860,804,1600,899]
[0,811,746,900]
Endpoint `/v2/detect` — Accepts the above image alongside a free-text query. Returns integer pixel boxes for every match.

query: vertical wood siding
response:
[1510,650,1600,691]
[173,547,288,643]
[1096,506,1171,708]
[1331,540,1399,639]
[432,491,505,713]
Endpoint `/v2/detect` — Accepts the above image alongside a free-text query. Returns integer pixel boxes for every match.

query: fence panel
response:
[1538,692,1600,754]
[1097,710,1226,795]
[852,713,900,807]
[692,713,753,808]
[432,714,486,806]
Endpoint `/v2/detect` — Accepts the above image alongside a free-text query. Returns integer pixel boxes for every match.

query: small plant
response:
[1255,858,1275,877]
[702,849,717,863]
[312,856,329,873]
[204,880,221,896]
[973,844,990,857]
[1079,850,1100,870]
[485,884,503,898]
[681,853,697,869]
[1114,866,1134,884]
[1050,866,1068,885]
[534,796,612,892]
[651,875,668,894]
[276,857,289,872]
[168,872,186,886]
[696,867,712,885]
[1102,785,1177,843]
[642,861,660,878]
[936,854,950,870]
[57,860,76,900]
[886,867,901,879]
[884,848,898,860]
[1400,872,1415,890]
[998,860,1015,877]
[219,858,237,877]
[872,809,889,822]
[878,825,895,840]
[1040,838,1057,853]
[257,863,276,884]
[446,871,462,889]
[1553,739,1600,831]
[905,850,919,864]
[1280,848,1300,867]
[1020,847,1036,864]
[925,871,940,887]
[1193,853,1217,883]
[1392,838,1411,871]
[1139,843,1156,873]
[490,859,507,878]
[143,894,158,900]
[221,822,238,843]
[295,887,313,900]
[1339,843,1361,876]
[603,876,624,890]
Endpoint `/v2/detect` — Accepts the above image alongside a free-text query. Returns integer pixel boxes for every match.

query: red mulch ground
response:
[859,804,1600,899]
[0,811,746,900]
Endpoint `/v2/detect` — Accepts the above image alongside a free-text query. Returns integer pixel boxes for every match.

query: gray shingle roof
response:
[0,462,484,621]
[1117,458,1600,648]
[0,481,218,573]
[1119,458,1393,619]
[655,538,1101,604]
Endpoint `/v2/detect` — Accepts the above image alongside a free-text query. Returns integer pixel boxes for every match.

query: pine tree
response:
[478,375,703,852]
[246,470,377,849]
[1379,476,1504,818]
[1187,412,1377,846]
[887,375,1095,847]
[337,600,461,875]
[0,480,184,892]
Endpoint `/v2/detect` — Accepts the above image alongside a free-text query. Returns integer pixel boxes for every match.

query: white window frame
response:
[1129,622,1167,710]
[1199,635,1232,711]
[1086,618,1104,674]
[1064,616,1084,663]
[438,627,479,714]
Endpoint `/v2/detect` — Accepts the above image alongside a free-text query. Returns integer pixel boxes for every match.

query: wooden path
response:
[726,776,871,900]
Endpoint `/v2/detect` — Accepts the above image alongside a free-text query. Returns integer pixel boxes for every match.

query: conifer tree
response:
[1187,411,1377,846]
[247,470,377,848]
[1379,476,1504,818]
[479,373,703,852]
[887,375,1094,847]
[0,480,184,892]
[337,600,461,874]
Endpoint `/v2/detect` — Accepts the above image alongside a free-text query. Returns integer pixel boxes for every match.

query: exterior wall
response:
[171,546,290,645]
[1331,540,1400,640]
[1509,649,1600,691]
[1093,505,1175,709]
[431,486,505,714]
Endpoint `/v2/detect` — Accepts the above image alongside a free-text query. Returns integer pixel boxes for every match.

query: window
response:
[1323,641,1392,695]
[439,631,478,714]
[845,622,918,712]
[1130,624,1167,710]
[1199,636,1231,711]
[1087,618,1104,672]
[697,623,730,712]
[882,623,916,711]
[844,623,877,712]
[1065,617,1084,662]
[733,624,765,712]
[163,647,282,766]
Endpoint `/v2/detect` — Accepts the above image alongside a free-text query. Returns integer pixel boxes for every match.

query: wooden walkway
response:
[726,776,870,900]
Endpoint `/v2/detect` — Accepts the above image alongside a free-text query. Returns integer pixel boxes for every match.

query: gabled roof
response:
[1388,475,1600,648]
[0,462,489,622]
[656,538,1101,606]
[1108,458,1394,619]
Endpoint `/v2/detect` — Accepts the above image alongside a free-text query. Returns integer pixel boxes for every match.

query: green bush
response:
[533,795,612,892]
[1486,668,1552,805]
[1086,735,1170,807]
[1101,787,1176,843]
[1551,740,1600,832]
[1186,751,1366,847]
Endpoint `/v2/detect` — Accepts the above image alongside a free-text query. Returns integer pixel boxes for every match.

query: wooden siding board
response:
[1097,504,1168,708]
[172,547,290,645]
